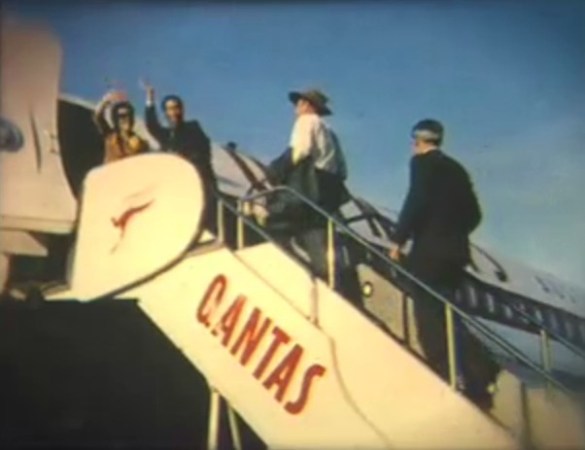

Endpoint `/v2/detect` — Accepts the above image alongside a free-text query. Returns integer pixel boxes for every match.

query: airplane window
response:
[484,292,496,314]
[547,310,559,333]
[579,322,585,344]
[466,284,478,309]
[514,300,530,325]
[564,317,575,340]
[533,306,544,324]
[502,304,514,320]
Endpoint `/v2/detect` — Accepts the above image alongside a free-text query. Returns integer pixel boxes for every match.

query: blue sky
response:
[7,0,585,286]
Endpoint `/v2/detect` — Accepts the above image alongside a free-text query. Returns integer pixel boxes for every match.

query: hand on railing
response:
[389,244,402,262]
[242,200,269,226]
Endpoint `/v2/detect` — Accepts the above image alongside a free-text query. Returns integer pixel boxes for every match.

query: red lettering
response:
[252,327,290,381]
[211,295,246,347]
[197,275,327,415]
[197,275,227,327]
[230,308,272,367]
[284,364,326,415]
[262,344,303,403]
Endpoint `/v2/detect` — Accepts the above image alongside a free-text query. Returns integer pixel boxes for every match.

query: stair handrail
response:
[235,187,575,395]
[510,302,585,361]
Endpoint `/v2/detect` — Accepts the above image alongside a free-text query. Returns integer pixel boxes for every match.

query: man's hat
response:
[288,89,332,116]
[411,119,444,143]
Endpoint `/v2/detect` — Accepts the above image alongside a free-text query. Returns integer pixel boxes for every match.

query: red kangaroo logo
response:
[110,200,154,253]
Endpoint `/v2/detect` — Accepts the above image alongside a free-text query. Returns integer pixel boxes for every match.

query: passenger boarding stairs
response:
[47,154,585,449]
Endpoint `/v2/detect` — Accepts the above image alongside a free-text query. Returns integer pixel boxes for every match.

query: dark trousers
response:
[407,261,500,409]
[266,208,359,302]
[203,190,217,235]
[272,224,346,287]
[271,225,329,282]
[295,227,362,306]
[199,181,218,236]
[296,227,329,281]
[410,280,454,382]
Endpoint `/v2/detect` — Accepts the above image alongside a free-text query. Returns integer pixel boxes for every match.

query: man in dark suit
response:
[390,119,499,410]
[144,85,217,233]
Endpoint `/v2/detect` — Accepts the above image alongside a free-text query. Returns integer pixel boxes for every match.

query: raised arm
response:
[93,94,113,136]
[144,85,167,145]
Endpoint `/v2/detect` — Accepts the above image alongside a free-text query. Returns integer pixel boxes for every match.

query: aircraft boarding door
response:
[0,20,77,234]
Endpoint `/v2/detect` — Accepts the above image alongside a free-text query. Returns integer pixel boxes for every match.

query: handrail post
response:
[327,218,335,290]
[217,198,225,243]
[207,388,221,450]
[513,303,585,362]
[445,304,458,389]
[227,405,243,450]
[237,200,245,249]
[540,329,553,397]
[540,329,552,373]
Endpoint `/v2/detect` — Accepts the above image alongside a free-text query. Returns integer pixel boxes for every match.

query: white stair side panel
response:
[126,245,518,449]
[235,243,518,449]
[131,248,389,449]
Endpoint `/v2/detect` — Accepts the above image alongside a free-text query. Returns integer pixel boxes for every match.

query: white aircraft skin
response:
[1,20,583,387]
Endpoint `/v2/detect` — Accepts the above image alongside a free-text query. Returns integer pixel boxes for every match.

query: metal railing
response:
[220,186,578,396]
[208,188,584,450]
[207,387,243,450]
[510,303,585,372]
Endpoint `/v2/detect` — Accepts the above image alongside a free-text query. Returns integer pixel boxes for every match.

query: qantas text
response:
[196,274,326,415]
